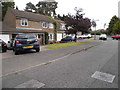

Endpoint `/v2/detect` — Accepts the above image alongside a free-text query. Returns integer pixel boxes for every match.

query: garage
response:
[0,34,9,43]
[57,33,63,41]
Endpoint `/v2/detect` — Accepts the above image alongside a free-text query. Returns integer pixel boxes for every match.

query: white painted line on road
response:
[0,54,71,78]
[14,79,45,88]
[91,71,115,83]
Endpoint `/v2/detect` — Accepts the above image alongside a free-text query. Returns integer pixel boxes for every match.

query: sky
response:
[14,0,120,30]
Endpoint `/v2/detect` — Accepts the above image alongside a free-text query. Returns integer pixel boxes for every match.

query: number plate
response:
[23,46,33,49]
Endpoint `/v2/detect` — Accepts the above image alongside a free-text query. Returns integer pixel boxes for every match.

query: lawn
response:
[45,41,90,49]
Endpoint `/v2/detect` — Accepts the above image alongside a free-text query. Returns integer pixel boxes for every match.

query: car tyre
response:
[36,48,40,52]
[15,50,19,55]
[2,49,7,52]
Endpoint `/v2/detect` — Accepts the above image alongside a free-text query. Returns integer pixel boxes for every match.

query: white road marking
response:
[14,79,45,88]
[91,71,115,83]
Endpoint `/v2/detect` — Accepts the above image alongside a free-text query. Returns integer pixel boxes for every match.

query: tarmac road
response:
[2,38,119,88]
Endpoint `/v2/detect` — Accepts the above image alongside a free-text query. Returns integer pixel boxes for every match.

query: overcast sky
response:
[15,0,120,30]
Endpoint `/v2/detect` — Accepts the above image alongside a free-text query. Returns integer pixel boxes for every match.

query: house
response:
[2,8,56,44]
[56,20,66,41]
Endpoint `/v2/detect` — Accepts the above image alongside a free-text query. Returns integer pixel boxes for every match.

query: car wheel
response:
[36,48,40,52]
[15,50,19,55]
[2,49,7,52]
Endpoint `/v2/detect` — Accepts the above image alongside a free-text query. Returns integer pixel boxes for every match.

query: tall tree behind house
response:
[1,1,15,21]
[25,0,58,17]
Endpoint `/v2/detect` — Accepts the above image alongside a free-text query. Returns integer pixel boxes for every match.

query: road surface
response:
[1,39,118,88]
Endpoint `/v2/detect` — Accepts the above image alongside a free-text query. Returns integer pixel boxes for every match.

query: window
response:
[49,33,54,41]
[49,23,54,29]
[21,19,28,26]
[61,23,66,30]
[42,22,48,28]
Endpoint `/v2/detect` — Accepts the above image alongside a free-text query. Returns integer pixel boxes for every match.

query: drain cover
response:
[91,71,115,83]
[14,79,45,88]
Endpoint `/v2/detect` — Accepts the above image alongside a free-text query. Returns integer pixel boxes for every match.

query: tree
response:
[107,15,119,35]
[36,1,58,16]
[64,7,91,41]
[16,6,19,10]
[113,20,120,34]
[2,1,15,21]
[25,2,36,12]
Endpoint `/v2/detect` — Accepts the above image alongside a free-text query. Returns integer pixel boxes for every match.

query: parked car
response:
[0,39,7,52]
[112,34,120,40]
[7,39,14,50]
[61,36,75,42]
[99,34,107,40]
[78,34,92,39]
[13,33,40,55]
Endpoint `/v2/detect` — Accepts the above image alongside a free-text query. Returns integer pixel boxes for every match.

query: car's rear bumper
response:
[14,44,40,51]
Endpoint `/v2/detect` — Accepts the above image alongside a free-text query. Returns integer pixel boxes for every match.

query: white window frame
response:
[61,23,66,30]
[49,23,54,29]
[49,33,54,41]
[42,22,48,28]
[21,19,28,26]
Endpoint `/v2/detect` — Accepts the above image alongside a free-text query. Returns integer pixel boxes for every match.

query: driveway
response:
[1,46,49,59]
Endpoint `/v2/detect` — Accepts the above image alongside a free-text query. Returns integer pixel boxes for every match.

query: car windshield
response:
[65,36,72,38]
[100,34,106,36]
[16,34,36,39]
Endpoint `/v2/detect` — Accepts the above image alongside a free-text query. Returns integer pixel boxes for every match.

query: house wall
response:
[16,19,42,29]
[16,19,54,33]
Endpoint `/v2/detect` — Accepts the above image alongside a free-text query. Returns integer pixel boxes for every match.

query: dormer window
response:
[42,22,48,28]
[21,19,28,26]
[49,23,54,29]
[61,23,66,30]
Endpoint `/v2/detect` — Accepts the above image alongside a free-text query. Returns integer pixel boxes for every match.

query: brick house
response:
[56,20,66,41]
[2,8,56,44]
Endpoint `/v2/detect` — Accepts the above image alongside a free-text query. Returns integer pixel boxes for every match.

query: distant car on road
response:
[78,34,92,39]
[99,34,107,40]
[13,33,40,55]
[61,36,75,42]
[112,34,120,40]
[0,39,7,52]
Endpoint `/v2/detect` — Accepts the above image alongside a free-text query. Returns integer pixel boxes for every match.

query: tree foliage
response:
[107,15,119,35]
[36,1,57,16]
[25,2,36,12]
[2,1,15,21]
[64,7,91,38]
[25,1,58,16]
[113,20,120,34]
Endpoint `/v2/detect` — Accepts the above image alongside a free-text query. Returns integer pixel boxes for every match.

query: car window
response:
[16,34,36,39]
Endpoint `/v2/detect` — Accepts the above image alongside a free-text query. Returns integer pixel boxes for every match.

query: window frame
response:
[42,22,48,28]
[49,23,54,29]
[21,18,28,26]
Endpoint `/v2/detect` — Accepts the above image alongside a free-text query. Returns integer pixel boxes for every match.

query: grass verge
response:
[45,41,90,49]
